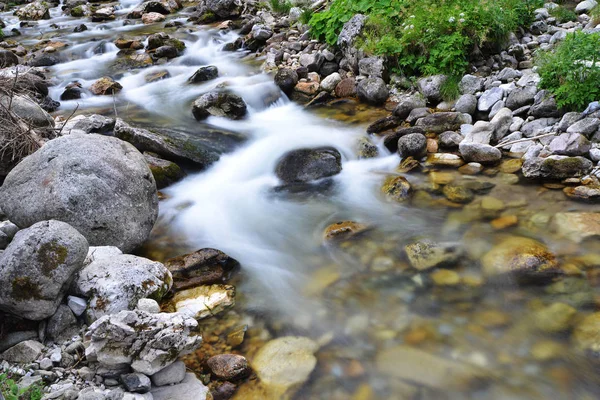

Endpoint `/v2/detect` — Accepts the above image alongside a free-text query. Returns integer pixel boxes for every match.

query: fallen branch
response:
[56,103,80,136]
[495,132,558,148]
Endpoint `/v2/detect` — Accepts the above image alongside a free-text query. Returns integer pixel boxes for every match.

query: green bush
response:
[269,0,292,14]
[550,6,577,23]
[0,373,43,400]
[536,31,600,111]
[309,0,543,78]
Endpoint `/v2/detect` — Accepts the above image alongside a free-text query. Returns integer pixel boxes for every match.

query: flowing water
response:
[3,2,600,399]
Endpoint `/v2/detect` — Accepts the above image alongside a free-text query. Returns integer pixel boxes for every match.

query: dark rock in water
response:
[145,70,171,83]
[165,248,239,291]
[146,33,185,52]
[154,45,179,59]
[367,115,402,134]
[207,354,250,380]
[383,127,425,153]
[356,77,388,105]
[381,176,412,202]
[274,68,298,94]
[89,76,122,95]
[397,132,427,159]
[188,65,218,83]
[211,381,237,400]
[60,81,84,101]
[204,0,242,19]
[275,147,342,183]
[522,156,593,180]
[192,91,247,120]
[222,38,243,51]
[0,220,88,320]
[39,96,60,112]
[0,134,158,252]
[144,152,185,189]
[27,53,59,67]
[114,119,245,168]
[0,50,19,68]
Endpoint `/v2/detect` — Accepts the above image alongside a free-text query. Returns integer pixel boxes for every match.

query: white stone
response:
[67,296,87,317]
[136,298,161,314]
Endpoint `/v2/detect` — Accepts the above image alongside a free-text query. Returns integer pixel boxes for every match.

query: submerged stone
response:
[172,284,235,320]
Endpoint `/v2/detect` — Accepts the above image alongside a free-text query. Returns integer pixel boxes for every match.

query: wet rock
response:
[356,136,378,158]
[146,33,184,52]
[154,45,178,59]
[381,176,412,202]
[294,81,319,96]
[274,69,298,94]
[75,254,172,322]
[397,133,427,159]
[151,361,186,386]
[121,373,151,393]
[85,309,202,375]
[572,313,600,355]
[356,77,388,105]
[15,1,49,20]
[192,92,247,120]
[426,153,465,167]
[439,131,464,149]
[563,185,600,202]
[207,354,249,380]
[141,12,165,24]
[111,51,153,72]
[188,66,218,83]
[478,88,503,112]
[552,213,600,244]
[211,381,237,400]
[0,94,54,128]
[534,302,577,333]
[172,284,235,320]
[416,75,446,104]
[60,81,84,101]
[0,134,157,252]
[549,133,591,156]
[481,236,559,279]
[431,269,460,286]
[393,93,426,119]
[1,340,44,363]
[145,70,171,83]
[0,50,19,68]
[367,116,401,135]
[455,94,477,115]
[204,0,241,19]
[165,248,239,291]
[323,221,367,241]
[275,147,342,183]
[46,304,79,343]
[151,373,209,400]
[334,77,356,98]
[415,112,471,134]
[91,6,115,22]
[443,183,474,203]
[250,337,318,399]
[404,240,462,271]
[144,152,185,189]
[0,220,87,320]
[89,77,122,95]
[522,156,593,180]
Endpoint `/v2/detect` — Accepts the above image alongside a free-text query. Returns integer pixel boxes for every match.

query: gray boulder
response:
[566,118,600,138]
[358,57,386,79]
[415,112,471,134]
[478,88,504,112]
[299,53,324,72]
[0,220,88,320]
[356,77,388,105]
[393,93,426,119]
[0,50,19,68]
[417,75,446,104]
[549,133,591,156]
[505,85,537,110]
[46,304,79,343]
[192,92,247,120]
[0,134,158,253]
[439,131,464,149]
[397,133,427,159]
[188,66,218,84]
[522,156,593,179]
[275,147,342,183]
[14,1,49,20]
[459,143,502,163]
[151,373,209,400]
[0,94,54,128]
[1,340,45,363]
[204,0,241,18]
[59,114,115,135]
[529,90,559,118]
[74,254,172,322]
[455,94,477,115]
[151,361,186,386]
[337,14,366,73]
[274,69,299,94]
[459,74,484,95]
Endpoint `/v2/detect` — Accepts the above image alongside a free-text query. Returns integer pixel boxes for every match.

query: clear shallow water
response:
[4,2,600,398]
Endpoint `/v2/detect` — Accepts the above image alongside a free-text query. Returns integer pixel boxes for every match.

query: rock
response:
[250,337,318,399]
[207,354,249,380]
[337,14,366,73]
[566,118,600,138]
[0,221,19,242]
[60,82,84,101]
[137,298,161,314]
[89,77,122,95]
[459,143,502,163]
[165,248,239,291]
[1,340,44,363]
[381,176,412,202]
[154,45,178,59]
[459,74,484,95]
[323,221,367,241]
[15,1,49,20]
[188,66,218,84]
[573,313,600,355]
[549,133,591,156]
[576,0,597,13]
[490,107,513,141]
[416,75,446,104]
[0,94,54,128]
[443,183,474,203]
[91,6,115,22]
[141,12,165,24]
[192,92,247,120]
[144,153,185,189]
[356,77,388,105]
[320,72,341,92]
[534,303,577,333]
[0,50,19,68]
[211,382,236,400]
[455,94,477,115]
[75,254,172,322]
[151,373,209,400]
[563,185,600,202]
[0,220,88,320]
[530,90,559,118]
[121,373,151,393]
[0,134,157,252]
[204,0,241,18]
[85,309,202,375]
[0,331,38,353]
[151,361,186,386]
[251,24,272,41]
[481,236,559,280]
[478,88,504,112]
[439,131,464,148]
[46,304,78,343]
[521,117,558,138]
[68,296,87,317]
[505,85,537,110]
[552,212,600,243]
[172,284,235,320]
[275,147,342,183]
[397,133,427,159]
[393,93,426,119]
[376,345,486,390]
[415,112,471,134]
[367,116,402,135]
[522,156,593,180]
[334,78,356,98]
[274,69,298,94]
[294,81,319,96]
[426,153,465,168]
[404,240,462,271]
[299,53,324,73]
[358,57,386,79]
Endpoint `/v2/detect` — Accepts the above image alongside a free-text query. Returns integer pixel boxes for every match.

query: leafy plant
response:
[269,0,292,14]
[0,373,43,400]
[536,31,600,111]
[550,6,577,23]
[299,8,313,25]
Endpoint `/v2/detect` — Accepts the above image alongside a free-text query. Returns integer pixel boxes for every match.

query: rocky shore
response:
[1,0,600,399]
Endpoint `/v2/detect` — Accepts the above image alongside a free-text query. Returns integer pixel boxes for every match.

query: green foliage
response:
[590,5,600,25]
[550,6,577,23]
[536,31,600,111]
[299,8,313,25]
[309,0,543,77]
[440,75,461,102]
[269,0,292,14]
[0,373,43,400]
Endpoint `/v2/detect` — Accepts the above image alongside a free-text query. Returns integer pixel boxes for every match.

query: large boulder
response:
[14,1,50,20]
[151,373,209,400]
[415,112,471,134]
[0,220,88,320]
[85,309,202,375]
[274,69,299,94]
[275,147,342,183]
[337,14,366,73]
[522,155,593,180]
[192,92,247,120]
[416,75,446,104]
[356,77,388,105]
[74,254,172,322]
[204,0,242,18]
[0,94,54,128]
[0,134,158,252]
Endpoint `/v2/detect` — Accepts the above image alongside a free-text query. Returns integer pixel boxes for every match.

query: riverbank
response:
[1,0,600,399]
